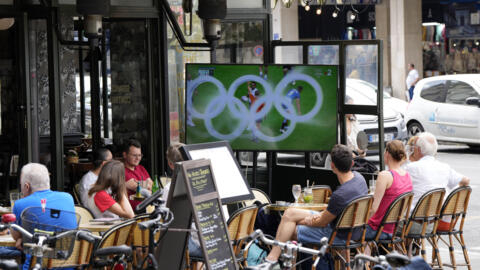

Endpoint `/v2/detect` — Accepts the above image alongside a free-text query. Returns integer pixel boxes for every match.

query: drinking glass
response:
[292,185,301,204]
[303,187,313,204]
[369,179,376,194]
[10,193,21,208]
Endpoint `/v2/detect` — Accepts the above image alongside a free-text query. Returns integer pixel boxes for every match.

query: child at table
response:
[86,160,134,219]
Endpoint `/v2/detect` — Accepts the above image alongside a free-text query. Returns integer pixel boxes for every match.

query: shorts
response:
[297,224,345,245]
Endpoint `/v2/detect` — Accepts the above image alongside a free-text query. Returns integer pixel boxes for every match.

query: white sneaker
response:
[280,129,285,134]
[187,118,195,127]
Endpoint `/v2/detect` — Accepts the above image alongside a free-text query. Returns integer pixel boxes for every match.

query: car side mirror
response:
[465,97,480,107]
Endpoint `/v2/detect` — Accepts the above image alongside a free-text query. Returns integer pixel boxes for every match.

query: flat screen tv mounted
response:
[185,63,338,151]
[180,141,254,204]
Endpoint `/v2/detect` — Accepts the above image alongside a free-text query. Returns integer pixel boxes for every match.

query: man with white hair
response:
[10,163,76,269]
[406,132,470,233]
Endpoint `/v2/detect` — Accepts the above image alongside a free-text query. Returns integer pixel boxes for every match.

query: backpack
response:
[352,157,378,175]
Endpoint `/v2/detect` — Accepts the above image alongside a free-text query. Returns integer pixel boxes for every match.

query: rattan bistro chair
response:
[89,219,136,270]
[311,185,332,204]
[228,206,259,255]
[31,238,95,269]
[404,188,445,264]
[368,192,413,255]
[434,186,472,270]
[326,195,373,270]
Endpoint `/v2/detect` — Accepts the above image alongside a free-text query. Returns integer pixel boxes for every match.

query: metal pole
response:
[90,38,102,151]
[47,13,64,190]
[101,33,109,138]
[79,47,86,134]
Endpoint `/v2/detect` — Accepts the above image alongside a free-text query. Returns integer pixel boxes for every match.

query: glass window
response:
[274,46,302,64]
[215,21,264,64]
[167,18,210,143]
[308,45,339,65]
[446,80,479,105]
[420,81,446,103]
[345,45,378,105]
[227,0,264,8]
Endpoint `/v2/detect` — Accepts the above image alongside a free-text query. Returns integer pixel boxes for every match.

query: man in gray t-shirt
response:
[262,145,368,266]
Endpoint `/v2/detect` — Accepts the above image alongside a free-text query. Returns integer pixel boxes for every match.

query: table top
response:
[79,221,122,232]
[266,203,328,212]
[0,207,12,215]
[0,234,15,247]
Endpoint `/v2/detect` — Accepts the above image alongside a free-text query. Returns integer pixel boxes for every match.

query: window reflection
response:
[345,45,378,105]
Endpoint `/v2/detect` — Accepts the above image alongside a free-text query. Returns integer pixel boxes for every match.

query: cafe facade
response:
[0,0,384,203]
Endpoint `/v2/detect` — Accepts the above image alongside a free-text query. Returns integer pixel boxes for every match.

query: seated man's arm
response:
[125,178,138,192]
[299,210,336,228]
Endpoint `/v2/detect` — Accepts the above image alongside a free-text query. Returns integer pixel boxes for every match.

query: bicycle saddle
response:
[94,245,133,257]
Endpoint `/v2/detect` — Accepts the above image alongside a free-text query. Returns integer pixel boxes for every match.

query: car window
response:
[420,80,445,103]
[446,80,480,105]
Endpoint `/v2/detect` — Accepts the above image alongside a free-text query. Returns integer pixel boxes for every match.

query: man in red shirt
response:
[123,139,153,209]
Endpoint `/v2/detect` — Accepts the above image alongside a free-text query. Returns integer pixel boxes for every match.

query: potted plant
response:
[66,149,79,164]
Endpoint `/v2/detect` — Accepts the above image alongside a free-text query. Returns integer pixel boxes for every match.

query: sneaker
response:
[254,260,280,270]
[280,128,285,134]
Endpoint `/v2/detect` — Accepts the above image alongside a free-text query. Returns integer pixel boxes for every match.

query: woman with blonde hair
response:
[365,140,413,239]
[86,160,134,219]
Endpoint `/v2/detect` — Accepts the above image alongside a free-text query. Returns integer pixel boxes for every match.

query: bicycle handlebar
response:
[77,230,102,243]
[138,207,174,231]
[246,229,328,257]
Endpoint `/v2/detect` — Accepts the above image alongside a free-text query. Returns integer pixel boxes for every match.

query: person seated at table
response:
[86,160,134,219]
[162,143,203,261]
[365,140,412,241]
[9,163,76,269]
[261,144,368,267]
[406,132,469,234]
[78,148,113,206]
[123,139,153,209]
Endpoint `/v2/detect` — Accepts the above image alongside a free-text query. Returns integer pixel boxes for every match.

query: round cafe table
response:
[79,221,122,233]
[266,203,327,212]
[0,234,15,247]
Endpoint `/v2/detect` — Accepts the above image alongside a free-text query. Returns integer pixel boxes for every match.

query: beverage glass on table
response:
[10,193,21,208]
[292,184,301,204]
[303,187,313,204]
[369,179,376,194]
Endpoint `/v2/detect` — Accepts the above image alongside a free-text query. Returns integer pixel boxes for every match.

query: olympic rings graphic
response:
[187,72,323,142]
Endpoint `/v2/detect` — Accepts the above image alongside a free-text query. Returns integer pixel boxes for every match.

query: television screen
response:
[185,64,338,151]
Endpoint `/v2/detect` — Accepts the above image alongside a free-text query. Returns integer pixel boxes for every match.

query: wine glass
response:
[292,184,301,204]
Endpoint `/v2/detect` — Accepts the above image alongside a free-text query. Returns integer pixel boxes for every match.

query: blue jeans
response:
[408,86,415,100]
[0,246,21,258]
[365,224,392,241]
[188,238,203,258]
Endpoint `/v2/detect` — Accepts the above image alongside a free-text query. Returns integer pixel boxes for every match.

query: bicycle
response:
[134,189,174,270]
[241,229,329,270]
[0,221,100,270]
[353,252,432,270]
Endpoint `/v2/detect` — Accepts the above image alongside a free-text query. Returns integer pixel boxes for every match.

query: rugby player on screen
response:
[280,85,303,133]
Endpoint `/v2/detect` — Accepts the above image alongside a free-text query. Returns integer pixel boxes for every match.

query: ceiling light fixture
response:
[316,7,322,15]
[332,5,340,18]
[305,4,310,11]
[281,0,293,8]
[350,3,358,21]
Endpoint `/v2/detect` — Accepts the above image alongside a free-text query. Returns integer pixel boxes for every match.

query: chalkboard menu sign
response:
[156,159,238,270]
[188,165,216,197]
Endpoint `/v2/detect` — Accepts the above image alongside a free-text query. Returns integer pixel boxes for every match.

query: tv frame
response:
[179,141,254,204]
[184,63,339,152]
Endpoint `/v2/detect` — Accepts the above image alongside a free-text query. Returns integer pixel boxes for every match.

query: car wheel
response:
[408,122,424,137]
